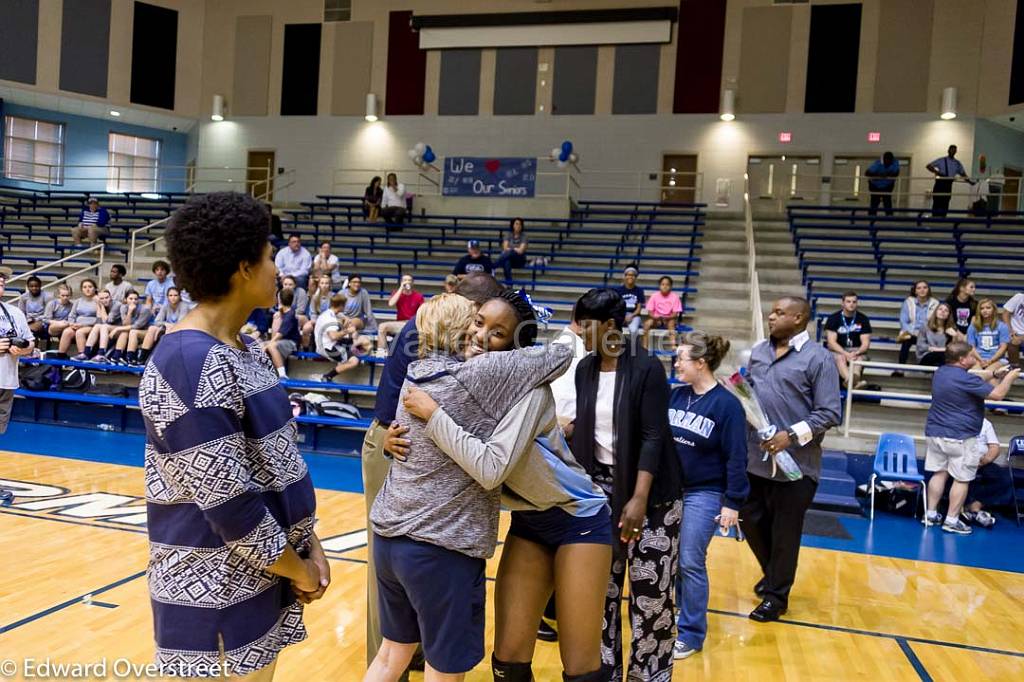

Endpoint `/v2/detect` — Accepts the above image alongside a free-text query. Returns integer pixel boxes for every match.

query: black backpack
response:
[19,365,55,392]
[61,367,96,392]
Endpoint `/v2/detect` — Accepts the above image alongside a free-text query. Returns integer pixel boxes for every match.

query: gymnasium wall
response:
[0,102,189,192]
[974,119,1024,177]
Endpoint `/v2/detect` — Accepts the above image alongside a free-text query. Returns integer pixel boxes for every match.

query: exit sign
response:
[868,131,881,142]
[778,131,792,143]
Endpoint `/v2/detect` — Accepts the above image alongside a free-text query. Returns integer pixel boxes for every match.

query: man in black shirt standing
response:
[452,239,495,278]
[824,291,872,389]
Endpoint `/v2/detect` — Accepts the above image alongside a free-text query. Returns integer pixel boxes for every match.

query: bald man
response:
[740,297,841,623]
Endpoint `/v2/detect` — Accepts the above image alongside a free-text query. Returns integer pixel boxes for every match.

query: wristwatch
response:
[786,427,799,443]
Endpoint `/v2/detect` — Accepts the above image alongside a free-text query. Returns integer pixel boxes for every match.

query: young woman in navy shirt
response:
[669,331,749,661]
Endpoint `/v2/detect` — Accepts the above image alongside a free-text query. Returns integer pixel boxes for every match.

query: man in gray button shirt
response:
[739,296,841,623]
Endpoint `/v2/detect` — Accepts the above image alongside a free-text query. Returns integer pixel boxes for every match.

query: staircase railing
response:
[2,243,106,300]
[127,169,296,278]
[745,173,765,342]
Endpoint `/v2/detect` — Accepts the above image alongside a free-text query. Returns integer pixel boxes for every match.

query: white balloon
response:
[569,152,578,163]
[414,156,423,167]
[408,149,419,160]
[414,142,426,155]
[551,146,561,160]
[557,159,568,169]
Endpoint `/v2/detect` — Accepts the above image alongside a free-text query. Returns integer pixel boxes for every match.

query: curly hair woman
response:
[141,192,329,680]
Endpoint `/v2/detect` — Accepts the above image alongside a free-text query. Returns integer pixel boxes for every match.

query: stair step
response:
[811,492,864,516]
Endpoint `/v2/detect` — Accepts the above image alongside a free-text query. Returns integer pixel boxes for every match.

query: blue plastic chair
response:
[1009,435,1024,527]
[870,433,926,521]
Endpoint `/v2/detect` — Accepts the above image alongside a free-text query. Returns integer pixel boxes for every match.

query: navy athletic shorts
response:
[509,504,613,548]
[373,533,486,673]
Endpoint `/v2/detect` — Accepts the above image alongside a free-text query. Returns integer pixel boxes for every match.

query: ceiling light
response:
[720,88,736,121]
[940,87,957,120]
[212,94,225,121]
[365,93,379,122]
[109,110,121,117]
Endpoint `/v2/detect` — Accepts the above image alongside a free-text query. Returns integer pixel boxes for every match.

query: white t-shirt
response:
[1003,293,1024,335]
[0,302,33,390]
[381,184,406,209]
[976,418,1004,466]
[595,370,616,466]
[549,327,587,422]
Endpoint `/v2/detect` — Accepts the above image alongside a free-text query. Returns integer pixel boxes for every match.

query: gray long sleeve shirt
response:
[370,342,572,559]
[745,330,842,481]
[424,386,607,517]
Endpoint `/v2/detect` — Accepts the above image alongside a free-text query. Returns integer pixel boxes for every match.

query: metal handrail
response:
[744,173,765,342]
[842,358,1023,438]
[2,244,106,299]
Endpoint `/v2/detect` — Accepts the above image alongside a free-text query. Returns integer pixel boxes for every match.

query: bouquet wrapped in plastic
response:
[719,367,803,481]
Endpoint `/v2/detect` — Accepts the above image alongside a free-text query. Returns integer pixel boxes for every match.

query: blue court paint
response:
[897,638,933,681]
[87,601,119,609]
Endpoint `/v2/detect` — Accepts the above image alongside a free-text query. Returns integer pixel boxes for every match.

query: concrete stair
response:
[687,219,756,343]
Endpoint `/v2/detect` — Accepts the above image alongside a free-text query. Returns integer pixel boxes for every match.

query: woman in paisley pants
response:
[571,289,682,681]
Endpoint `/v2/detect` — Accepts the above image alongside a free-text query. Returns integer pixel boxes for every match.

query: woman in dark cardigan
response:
[571,288,682,682]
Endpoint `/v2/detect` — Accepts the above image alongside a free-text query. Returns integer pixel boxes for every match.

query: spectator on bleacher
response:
[317,293,372,383]
[104,264,133,304]
[340,274,377,334]
[643,275,683,349]
[376,274,424,357]
[614,266,646,336]
[267,203,285,247]
[78,289,125,362]
[105,291,154,365]
[961,418,1002,529]
[495,217,528,285]
[71,197,111,247]
[824,291,873,389]
[363,176,383,223]
[311,241,341,288]
[264,288,302,379]
[57,279,107,356]
[41,285,73,349]
[274,234,313,290]
[865,151,900,217]
[740,296,841,623]
[923,341,1019,535]
[926,145,971,217]
[894,280,939,376]
[946,278,977,336]
[453,239,495,278]
[17,276,51,341]
[144,261,176,313]
[916,302,958,367]
[380,173,407,226]
[137,287,190,365]
[968,299,1011,371]
[1001,291,1024,368]
[0,272,35,436]
[302,274,334,348]
[443,273,458,294]
[669,332,748,661]
[278,275,310,342]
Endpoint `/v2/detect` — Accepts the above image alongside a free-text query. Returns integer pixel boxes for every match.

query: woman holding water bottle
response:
[667,331,749,661]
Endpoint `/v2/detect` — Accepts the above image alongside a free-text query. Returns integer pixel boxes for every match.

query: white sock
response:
[945,515,958,526]
[277,367,287,378]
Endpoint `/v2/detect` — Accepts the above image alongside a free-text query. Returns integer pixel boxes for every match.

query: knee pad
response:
[492,654,533,682]
[563,667,610,682]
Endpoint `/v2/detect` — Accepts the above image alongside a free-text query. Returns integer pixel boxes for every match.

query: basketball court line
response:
[897,638,934,682]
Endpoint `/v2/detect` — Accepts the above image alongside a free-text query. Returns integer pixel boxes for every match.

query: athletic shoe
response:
[941,518,972,535]
[373,348,387,358]
[537,620,558,642]
[922,511,943,527]
[93,354,107,364]
[72,353,89,361]
[673,641,699,660]
[973,510,996,528]
[321,373,336,384]
[960,510,977,524]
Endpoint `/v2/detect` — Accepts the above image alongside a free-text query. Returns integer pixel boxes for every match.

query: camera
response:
[9,338,29,349]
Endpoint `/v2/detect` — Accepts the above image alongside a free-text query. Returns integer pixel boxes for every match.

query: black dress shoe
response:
[749,599,787,623]
[537,619,559,642]
[754,578,766,597]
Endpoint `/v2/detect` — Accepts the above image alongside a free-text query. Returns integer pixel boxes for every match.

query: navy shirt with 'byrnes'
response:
[669,384,750,510]
[925,365,993,440]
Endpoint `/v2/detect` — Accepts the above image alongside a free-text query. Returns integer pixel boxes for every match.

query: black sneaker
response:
[749,599,787,623]
[0,489,13,506]
[537,620,558,642]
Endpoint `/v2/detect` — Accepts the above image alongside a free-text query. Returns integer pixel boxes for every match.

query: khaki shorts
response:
[0,388,12,434]
[925,436,982,482]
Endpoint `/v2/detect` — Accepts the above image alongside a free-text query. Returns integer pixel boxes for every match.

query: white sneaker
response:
[974,510,996,528]
[373,348,387,358]
[922,511,943,527]
[941,518,972,535]
[673,641,698,660]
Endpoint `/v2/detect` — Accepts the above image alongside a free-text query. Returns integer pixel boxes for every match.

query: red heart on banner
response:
[484,159,501,174]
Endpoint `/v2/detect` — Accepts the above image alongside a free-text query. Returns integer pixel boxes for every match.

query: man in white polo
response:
[923,341,1019,534]
[0,272,37,504]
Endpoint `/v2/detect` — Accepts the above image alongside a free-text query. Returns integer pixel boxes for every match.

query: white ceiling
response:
[0,84,197,133]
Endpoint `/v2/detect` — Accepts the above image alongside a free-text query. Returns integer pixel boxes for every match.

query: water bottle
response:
[98,424,116,432]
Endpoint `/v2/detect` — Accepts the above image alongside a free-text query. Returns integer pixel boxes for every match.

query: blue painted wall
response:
[0,102,188,192]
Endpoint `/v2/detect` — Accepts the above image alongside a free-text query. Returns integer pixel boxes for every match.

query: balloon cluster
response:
[408,142,437,170]
[549,140,579,169]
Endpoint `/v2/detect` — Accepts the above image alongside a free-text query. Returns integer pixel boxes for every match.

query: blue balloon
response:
[423,146,436,164]
[561,140,573,154]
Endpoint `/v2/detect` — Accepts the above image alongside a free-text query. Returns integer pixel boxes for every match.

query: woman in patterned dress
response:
[140,192,330,680]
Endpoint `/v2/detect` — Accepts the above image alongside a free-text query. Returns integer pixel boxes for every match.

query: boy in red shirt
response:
[376,274,425,356]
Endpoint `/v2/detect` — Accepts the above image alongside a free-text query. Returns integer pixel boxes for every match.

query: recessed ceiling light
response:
[110,110,121,117]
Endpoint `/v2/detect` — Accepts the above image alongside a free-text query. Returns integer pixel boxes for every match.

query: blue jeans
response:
[675,489,721,650]
[495,250,526,284]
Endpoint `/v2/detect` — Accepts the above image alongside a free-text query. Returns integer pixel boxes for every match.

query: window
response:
[2,116,66,185]
[108,132,160,193]
[324,0,351,22]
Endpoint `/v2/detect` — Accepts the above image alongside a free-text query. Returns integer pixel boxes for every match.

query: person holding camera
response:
[0,273,36,435]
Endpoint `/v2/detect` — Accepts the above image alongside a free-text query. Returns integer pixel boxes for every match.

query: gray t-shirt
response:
[370,343,572,558]
[105,280,134,304]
